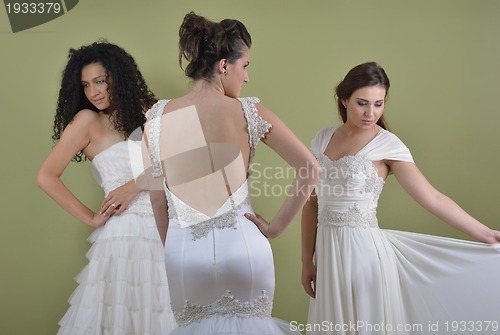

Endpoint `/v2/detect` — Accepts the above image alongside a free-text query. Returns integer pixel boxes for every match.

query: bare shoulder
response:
[58,109,105,148]
[71,109,100,127]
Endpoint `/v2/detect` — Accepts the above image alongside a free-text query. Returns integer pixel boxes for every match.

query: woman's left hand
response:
[100,180,140,216]
[483,229,500,244]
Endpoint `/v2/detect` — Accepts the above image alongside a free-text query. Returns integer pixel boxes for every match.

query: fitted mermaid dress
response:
[57,138,176,335]
[146,97,300,335]
[307,126,500,335]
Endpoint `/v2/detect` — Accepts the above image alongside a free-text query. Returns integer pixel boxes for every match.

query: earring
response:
[223,70,227,75]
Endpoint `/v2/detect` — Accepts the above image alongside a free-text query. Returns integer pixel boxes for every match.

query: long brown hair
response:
[335,62,390,130]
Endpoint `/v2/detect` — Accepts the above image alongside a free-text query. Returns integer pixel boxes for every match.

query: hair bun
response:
[178,12,251,80]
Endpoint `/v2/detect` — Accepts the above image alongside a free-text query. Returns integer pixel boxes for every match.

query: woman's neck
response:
[190,77,224,96]
[340,122,381,137]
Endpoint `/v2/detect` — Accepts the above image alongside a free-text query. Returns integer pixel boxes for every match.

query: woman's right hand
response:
[36,110,109,228]
[302,261,317,298]
[100,180,140,216]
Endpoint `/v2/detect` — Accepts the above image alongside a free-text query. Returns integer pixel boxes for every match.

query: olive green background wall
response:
[1,1,499,334]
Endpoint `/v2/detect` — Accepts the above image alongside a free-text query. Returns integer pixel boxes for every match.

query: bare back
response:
[149,95,269,217]
[164,94,251,172]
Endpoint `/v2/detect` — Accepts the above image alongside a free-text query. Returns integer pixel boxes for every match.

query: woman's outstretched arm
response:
[389,160,500,244]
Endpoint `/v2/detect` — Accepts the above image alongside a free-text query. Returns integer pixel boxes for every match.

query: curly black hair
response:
[52,40,156,161]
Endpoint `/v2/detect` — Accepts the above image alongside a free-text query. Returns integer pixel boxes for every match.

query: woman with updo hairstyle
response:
[145,12,320,335]
[302,62,500,334]
[37,40,176,334]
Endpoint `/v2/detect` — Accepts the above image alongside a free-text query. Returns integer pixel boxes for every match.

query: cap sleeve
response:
[310,127,336,158]
[364,129,414,163]
[145,99,169,177]
[238,97,272,162]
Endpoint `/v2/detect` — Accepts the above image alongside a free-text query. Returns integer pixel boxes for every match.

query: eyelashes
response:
[355,101,384,107]
[81,79,107,89]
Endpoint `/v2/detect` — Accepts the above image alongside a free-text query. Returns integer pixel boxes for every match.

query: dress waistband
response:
[169,199,253,240]
[318,204,378,228]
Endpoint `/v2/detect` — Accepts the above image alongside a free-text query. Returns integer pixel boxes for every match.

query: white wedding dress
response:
[146,97,300,335]
[307,126,500,335]
[57,137,176,335]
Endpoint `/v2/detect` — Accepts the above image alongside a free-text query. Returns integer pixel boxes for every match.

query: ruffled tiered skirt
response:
[57,212,176,335]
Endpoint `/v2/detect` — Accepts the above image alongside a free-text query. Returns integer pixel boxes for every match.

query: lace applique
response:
[166,184,250,240]
[319,154,384,197]
[188,203,239,240]
[238,97,272,165]
[318,204,378,228]
[146,100,169,178]
[363,172,384,200]
[174,290,272,326]
[320,155,372,179]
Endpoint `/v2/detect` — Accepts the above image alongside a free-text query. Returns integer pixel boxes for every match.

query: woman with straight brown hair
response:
[302,62,500,334]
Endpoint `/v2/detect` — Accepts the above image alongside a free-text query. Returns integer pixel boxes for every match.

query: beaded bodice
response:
[91,140,152,216]
[315,154,384,228]
[311,126,415,229]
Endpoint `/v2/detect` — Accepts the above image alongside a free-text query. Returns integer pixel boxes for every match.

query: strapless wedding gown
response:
[307,126,500,335]
[146,97,300,335]
[57,138,176,335]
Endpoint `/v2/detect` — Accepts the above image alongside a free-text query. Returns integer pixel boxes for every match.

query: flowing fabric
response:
[57,139,176,335]
[307,126,500,335]
[146,97,300,335]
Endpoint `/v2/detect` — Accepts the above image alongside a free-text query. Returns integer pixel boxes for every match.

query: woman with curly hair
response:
[36,40,176,335]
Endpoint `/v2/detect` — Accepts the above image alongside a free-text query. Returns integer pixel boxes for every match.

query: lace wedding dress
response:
[307,126,500,335]
[146,97,300,335]
[57,138,176,335]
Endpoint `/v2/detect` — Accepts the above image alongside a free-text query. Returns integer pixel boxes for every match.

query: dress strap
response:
[238,97,272,164]
[311,127,336,158]
[146,99,169,177]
